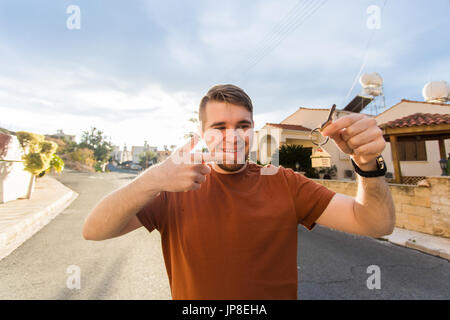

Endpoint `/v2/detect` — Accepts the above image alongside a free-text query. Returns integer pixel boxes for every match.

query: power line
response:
[240,0,314,70]
[223,0,327,82]
[341,0,388,108]
[241,0,327,77]
[342,29,377,103]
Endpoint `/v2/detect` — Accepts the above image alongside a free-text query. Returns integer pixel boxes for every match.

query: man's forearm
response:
[82,168,161,240]
[353,175,396,237]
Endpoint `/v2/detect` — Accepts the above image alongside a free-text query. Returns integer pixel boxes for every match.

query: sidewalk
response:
[381,228,450,260]
[0,175,78,261]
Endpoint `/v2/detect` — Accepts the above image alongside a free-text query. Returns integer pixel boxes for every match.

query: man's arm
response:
[316,175,395,238]
[315,113,395,237]
[82,134,211,241]
[82,170,160,241]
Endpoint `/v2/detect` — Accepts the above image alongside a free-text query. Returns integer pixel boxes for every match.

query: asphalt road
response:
[0,169,171,300]
[0,168,448,299]
[298,226,449,299]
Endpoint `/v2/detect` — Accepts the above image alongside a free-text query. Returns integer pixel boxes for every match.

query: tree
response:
[138,150,158,168]
[79,127,113,164]
[184,111,199,139]
[70,148,96,167]
[278,144,319,178]
[16,131,61,177]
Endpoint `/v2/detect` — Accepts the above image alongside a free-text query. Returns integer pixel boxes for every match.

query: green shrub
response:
[94,162,103,172]
[69,148,95,167]
[16,131,62,177]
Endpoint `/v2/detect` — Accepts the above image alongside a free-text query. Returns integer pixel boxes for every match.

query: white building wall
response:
[131,146,144,164]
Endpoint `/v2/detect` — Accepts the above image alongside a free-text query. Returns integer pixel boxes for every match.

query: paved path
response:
[0,169,171,299]
[0,175,77,260]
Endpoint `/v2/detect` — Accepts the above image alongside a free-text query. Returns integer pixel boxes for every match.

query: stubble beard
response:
[216,150,248,172]
[217,162,246,172]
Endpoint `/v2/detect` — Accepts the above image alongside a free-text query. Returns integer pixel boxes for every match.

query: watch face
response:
[377,156,385,170]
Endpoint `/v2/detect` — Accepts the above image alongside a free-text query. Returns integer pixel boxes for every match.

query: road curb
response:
[0,178,78,261]
[381,228,450,261]
[404,239,450,260]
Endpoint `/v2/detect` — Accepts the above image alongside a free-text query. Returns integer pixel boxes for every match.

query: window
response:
[398,140,427,161]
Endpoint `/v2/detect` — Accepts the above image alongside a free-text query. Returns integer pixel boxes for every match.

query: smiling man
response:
[82,84,395,300]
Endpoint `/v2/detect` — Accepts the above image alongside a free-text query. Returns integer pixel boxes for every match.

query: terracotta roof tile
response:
[379,113,450,129]
[265,123,312,131]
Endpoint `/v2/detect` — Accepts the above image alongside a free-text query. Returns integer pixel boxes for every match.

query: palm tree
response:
[278,144,318,178]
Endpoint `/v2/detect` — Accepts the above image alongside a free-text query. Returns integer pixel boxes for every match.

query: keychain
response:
[309,104,336,168]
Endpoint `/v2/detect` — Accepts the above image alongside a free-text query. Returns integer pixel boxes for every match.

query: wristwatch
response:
[351,155,387,178]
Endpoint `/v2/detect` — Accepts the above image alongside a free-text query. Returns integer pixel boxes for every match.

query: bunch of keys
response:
[309,104,336,168]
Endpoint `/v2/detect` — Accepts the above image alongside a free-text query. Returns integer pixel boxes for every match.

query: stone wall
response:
[313,176,450,238]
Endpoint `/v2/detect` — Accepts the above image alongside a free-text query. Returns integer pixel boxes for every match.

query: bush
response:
[23,153,48,175]
[49,154,64,174]
[44,136,67,154]
[16,131,45,153]
[16,131,60,176]
[94,162,103,172]
[39,141,57,155]
[69,148,96,167]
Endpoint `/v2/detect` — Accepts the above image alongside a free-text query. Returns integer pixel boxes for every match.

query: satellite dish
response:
[422,81,450,103]
[360,72,383,96]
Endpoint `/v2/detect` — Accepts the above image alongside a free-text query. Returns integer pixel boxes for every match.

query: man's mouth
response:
[221,148,244,154]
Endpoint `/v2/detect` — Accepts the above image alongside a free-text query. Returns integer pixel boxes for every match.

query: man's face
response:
[201,100,254,172]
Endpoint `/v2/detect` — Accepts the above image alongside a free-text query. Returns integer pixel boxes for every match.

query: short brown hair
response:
[199,84,253,126]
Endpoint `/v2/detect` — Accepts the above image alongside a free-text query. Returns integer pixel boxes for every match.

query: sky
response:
[0,0,449,150]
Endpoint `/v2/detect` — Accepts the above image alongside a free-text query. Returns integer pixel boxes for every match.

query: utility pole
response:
[144,140,149,169]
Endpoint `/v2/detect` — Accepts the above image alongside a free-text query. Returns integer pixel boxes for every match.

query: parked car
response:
[130,164,142,170]
[119,161,133,169]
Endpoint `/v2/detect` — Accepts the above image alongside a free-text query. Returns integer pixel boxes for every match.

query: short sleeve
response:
[136,191,168,233]
[282,167,336,230]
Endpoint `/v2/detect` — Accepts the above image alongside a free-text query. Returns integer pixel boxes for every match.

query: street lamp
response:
[439,158,448,176]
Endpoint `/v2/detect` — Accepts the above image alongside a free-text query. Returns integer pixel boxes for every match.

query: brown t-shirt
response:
[137,161,336,300]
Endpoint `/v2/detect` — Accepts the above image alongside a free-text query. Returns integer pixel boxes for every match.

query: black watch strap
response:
[351,155,387,178]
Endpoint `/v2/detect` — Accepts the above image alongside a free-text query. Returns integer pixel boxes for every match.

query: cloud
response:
[0,62,200,148]
[0,0,449,150]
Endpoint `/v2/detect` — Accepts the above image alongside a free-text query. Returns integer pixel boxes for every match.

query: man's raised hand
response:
[321,113,385,171]
[152,134,212,192]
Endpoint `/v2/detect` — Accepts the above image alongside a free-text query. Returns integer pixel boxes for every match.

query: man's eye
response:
[215,127,226,130]
[238,125,249,129]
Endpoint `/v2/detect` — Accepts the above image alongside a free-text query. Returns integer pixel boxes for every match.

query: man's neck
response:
[211,161,248,175]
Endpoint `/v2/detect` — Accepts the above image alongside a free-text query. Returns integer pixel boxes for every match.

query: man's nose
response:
[224,129,245,144]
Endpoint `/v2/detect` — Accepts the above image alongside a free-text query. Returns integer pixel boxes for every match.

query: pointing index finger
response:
[179,133,200,153]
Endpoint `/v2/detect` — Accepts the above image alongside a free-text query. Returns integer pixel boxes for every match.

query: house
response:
[111,145,133,164]
[0,133,33,203]
[251,99,450,182]
[131,141,157,164]
[251,107,357,180]
[49,129,76,142]
[376,100,450,182]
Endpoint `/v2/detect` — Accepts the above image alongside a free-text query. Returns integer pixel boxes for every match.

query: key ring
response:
[310,127,329,146]
[310,104,336,147]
